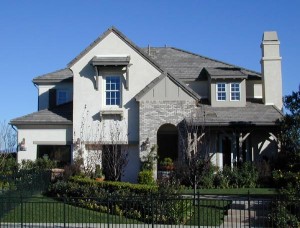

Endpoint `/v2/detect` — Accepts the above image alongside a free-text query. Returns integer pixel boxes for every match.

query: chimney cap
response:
[263,31,279,41]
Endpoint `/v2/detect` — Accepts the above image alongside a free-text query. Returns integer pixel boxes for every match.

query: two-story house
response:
[11,27,283,182]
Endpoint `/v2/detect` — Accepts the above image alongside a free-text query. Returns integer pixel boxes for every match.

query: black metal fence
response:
[0,193,296,227]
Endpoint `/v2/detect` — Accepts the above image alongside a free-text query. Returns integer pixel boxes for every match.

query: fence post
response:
[248,190,251,227]
[151,193,154,228]
[20,195,23,228]
[63,197,66,228]
[107,194,110,228]
[197,191,200,228]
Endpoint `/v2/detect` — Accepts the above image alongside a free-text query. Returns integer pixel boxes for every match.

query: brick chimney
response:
[261,31,283,110]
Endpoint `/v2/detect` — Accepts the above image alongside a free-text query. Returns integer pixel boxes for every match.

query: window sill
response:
[99,109,124,121]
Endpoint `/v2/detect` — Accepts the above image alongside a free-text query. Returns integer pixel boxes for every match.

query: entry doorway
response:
[157,124,178,169]
[222,137,231,167]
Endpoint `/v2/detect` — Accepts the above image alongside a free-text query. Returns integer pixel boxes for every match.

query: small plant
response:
[94,164,105,181]
[160,157,174,171]
[138,170,155,185]
[141,145,157,171]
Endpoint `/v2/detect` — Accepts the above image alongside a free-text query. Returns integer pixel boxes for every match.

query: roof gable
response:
[67,26,165,74]
[135,73,201,101]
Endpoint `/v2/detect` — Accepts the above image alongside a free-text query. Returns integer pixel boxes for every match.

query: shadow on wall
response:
[79,61,96,89]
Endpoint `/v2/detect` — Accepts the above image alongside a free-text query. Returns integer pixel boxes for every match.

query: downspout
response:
[33,82,39,111]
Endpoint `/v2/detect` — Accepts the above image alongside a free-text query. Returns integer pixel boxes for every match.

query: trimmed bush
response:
[137,170,155,185]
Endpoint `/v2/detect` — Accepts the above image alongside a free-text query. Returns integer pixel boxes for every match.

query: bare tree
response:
[74,105,128,180]
[178,105,215,189]
[0,120,17,171]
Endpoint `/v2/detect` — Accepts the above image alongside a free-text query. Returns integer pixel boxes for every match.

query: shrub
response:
[138,170,155,185]
[20,157,56,171]
[213,162,259,189]
[237,162,259,188]
[268,201,300,227]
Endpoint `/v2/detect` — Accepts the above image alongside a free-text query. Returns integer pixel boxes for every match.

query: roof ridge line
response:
[169,47,261,76]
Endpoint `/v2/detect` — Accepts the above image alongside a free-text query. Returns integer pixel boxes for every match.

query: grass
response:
[186,199,231,226]
[0,195,141,224]
[184,188,278,195]
[0,195,230,226]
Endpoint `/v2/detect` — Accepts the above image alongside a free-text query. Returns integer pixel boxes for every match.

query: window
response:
[105,76,121,106]
[37,145,71,167]
[217,83,226,101]
[230,83,240,101]
[57,90,68,105]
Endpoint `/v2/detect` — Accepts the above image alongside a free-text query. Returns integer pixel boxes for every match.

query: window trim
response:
[230,83,241,101]
[104,75,122,107]
[216,83,226,101]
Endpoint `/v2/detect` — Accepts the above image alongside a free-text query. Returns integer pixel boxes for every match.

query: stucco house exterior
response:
[11,27,283,182]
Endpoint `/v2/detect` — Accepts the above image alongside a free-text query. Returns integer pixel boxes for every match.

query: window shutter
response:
[49,89,57,109]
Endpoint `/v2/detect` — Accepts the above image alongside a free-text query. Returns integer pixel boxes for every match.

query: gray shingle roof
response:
[32,68,73,84]
[10,102,72,125]
[188,101,283,126]
[204,67,248,79]
[143,47,261,81]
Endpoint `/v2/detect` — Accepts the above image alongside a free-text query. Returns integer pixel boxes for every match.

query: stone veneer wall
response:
[139,100,198,158]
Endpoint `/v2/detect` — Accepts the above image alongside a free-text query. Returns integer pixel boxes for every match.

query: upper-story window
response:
[105,76,121,106]
[217,83,226,101]
[57,90,68,105]
[230,83,240,101]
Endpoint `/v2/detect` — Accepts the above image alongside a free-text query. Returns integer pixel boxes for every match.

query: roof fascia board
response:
[10,121,72,126]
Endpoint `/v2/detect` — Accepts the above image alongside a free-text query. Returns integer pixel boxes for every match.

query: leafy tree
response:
[269,86,300,227]
[279,85,300,170]
[272,85,300,190]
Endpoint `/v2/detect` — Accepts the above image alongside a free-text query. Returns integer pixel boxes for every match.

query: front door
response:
[222,137,231,167]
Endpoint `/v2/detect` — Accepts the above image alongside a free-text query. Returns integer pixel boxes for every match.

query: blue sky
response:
[0,1,299,122]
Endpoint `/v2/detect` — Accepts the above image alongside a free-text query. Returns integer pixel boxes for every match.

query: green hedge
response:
[47,176,158,198]
[46,177,194,224]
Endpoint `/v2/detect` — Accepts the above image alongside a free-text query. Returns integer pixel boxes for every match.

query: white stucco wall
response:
[17,125,72,162]
[70,31,163,182]
[71,31,162,144]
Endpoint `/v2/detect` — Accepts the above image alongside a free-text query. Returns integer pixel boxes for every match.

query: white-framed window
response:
[230,83,240,101]
[57,90,68,105]
[216,83,226,101]
[105,76,121,106]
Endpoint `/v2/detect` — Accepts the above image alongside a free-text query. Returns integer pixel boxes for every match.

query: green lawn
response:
[0,195,141,224]
[184,188,277,195]
[186,199,231,226]
[0,195,230,226]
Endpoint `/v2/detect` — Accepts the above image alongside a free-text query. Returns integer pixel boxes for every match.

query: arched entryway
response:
[157,124,178,170]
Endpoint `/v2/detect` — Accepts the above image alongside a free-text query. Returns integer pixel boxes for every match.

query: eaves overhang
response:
[193,121,281,127]
[92,55,130,66]
[10,121,73,126]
